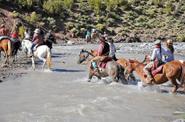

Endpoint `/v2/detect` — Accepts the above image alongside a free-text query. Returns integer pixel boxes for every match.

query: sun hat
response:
[154,39,161,45]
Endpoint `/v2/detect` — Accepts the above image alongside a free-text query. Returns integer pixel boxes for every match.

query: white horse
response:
[21,39,52,70]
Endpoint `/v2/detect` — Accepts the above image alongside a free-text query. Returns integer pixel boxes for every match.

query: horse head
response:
[124,59,138,80]
[77,49,90,64]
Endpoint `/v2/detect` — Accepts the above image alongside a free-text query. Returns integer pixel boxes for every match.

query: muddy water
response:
[0,43,185,122]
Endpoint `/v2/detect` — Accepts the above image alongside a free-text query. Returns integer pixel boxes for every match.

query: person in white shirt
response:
[24,28,31,40]
[108,38,117,61]
[143,39,165,84]
[163,39,174,63]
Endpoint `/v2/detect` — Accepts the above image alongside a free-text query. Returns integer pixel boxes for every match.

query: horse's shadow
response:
[52,68,85,73]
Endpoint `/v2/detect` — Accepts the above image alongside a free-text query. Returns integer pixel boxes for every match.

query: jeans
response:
[31,44,36,53]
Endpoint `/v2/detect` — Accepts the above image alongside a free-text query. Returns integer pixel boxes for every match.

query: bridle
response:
[78,49,95,63]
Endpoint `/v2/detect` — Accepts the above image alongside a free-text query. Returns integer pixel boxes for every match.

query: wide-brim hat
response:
[34,29,40,34]
[154,39,161,45]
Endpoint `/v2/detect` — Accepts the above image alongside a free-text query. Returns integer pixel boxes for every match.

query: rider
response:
[30,28,43,56]
[91,36,110,72]
[10,25,19,41]
[108,38,117,61]
[0,24,9,36]
[143,39,165,84]
[44,30,56,49]
[163,39,174,63]
[24,28,31,40]
[85,29,91,43]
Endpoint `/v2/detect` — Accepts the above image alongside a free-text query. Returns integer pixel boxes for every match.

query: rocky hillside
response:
[0,0,185,42]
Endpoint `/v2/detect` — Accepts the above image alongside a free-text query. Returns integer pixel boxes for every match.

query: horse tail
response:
[179,61,185,86]
[46,47,52,69]
[7,39,12,56]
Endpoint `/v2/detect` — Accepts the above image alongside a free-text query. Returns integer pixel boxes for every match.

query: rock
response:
[67,40,75,45]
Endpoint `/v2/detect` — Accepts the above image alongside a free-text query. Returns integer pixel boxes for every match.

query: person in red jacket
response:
[91,36,110,73]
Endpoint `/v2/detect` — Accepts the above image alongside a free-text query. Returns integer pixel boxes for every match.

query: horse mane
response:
[81,49,95,57]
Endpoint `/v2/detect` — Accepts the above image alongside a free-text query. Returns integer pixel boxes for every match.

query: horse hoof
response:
[87,79,91,82]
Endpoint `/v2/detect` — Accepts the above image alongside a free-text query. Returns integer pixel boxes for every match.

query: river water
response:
[0,43,185,122]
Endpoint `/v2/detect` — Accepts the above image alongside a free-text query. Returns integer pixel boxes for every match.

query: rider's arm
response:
[150,48,157,61]
[97,43,104,56]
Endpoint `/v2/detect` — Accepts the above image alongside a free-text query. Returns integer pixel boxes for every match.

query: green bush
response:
[30,12,41,23]
[14,0,33,8]
[176,34,185,42]
[11,11,19,18]
[43,0,63,14]
[88,0,102,14]
[63,0,74,10]
[95,23,105,31]
[163,2,173,15]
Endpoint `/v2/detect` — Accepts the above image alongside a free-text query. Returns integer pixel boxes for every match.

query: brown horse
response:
[0,38,11,64]
[124,59,185,93]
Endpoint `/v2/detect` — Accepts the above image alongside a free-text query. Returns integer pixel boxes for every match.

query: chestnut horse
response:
[0,38,11,64]
[124,59,185,93]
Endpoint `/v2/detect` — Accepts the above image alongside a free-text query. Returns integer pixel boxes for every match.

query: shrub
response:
[63,0,74,10]
[43,0,63,14]
[30,12,41,23]
[11,11,19,18]
[176,34,185,42]
[95,23,105,31]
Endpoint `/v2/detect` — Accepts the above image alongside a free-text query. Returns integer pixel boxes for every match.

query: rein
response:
[82,50,95,57]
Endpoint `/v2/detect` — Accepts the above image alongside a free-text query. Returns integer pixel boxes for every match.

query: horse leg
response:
[94,74,101,80]
[31,56,36,70]
[4,52,8,64]
[170,78,179,93]
[38,56,46,70]
[88,73,93,82]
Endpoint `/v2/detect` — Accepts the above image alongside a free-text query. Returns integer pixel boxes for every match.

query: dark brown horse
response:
[0,38,11,64]
[124,59,185,93]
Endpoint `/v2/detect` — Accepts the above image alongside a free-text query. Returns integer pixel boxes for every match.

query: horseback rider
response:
[44,30,56,49]
[163,39,174,63]
[24,28,31,40]
[143,39,165,84]
[30,28,43,56]
[10,25,19,41]
[85,29,91,43]
[108,38,117,61]
[0,24,9,36]
[91,36,110,73]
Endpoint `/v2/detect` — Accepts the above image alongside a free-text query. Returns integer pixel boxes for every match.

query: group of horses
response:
[0,37,56,69]
[78,49,185,93]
